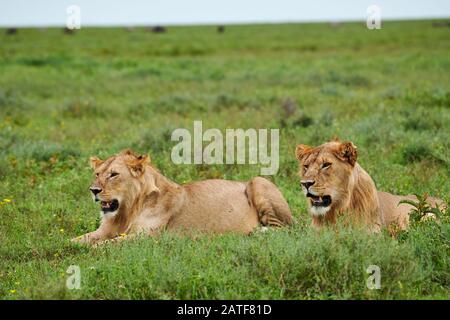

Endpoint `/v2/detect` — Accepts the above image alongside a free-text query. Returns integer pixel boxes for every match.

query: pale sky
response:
[1,0,449,27]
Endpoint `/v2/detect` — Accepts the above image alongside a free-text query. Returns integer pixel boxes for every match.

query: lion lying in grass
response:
[295,139,445,232]
[72,150,293,245]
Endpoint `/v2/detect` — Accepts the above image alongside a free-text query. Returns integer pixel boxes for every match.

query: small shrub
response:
[61,99,101,118]
[320,111,334,126]
[405,90,450,108]
[281,98,298,118]
[400,143,443,164]
[394,196,449,292]
[308,70,371,88]
[11,141,81,162]
[18,56,69,68]
[402,109,444,131]
[293,114,314,128]
[398,193,446,223]
[130,126,176,154]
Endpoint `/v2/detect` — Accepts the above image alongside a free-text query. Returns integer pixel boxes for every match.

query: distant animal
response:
[329,22,341,28]
[295,139,445,232]
[151,26,166,33]
[217,25,225,33]
[64,27,75,35]
[6,28,17,35]
[72,150,293,246]
[432,21,450,28]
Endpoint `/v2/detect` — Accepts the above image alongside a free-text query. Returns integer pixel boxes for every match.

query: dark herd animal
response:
[4,25,231,36]
[432,21,450,28]
[150,26,167,33]
[64,27,75,35]
[4,21,447,38]
[6,28,17,35]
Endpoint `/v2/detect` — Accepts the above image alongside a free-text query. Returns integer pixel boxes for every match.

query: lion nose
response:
[90,187,102,196]
[301,180,315,190]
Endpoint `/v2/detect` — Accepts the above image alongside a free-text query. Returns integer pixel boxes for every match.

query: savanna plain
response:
[0,20,449,299]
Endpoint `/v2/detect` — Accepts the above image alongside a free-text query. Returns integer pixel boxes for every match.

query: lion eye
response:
[109,172,119,178]
[321,162,332,169]
[95,173,99,177]
[303,165,309,170]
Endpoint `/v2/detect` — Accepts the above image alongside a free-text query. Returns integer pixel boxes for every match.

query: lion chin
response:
[295,139,446,232]
[71,149,294,246]
[309,205,331,217]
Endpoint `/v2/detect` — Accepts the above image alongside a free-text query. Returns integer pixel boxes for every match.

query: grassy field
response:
[0,20,449,299]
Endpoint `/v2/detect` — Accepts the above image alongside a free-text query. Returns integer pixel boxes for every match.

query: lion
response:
[71,150,293,245]
[295,139,445,232]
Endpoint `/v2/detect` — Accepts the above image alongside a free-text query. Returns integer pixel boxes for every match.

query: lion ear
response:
[295,144,311,161]
[127,154,150,177]
[337,141,357,166]
[89,156,104,169]
[146,173,160,195]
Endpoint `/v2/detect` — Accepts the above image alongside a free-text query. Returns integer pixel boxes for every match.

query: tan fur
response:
[295,140,445,232]
[72,150,293,245]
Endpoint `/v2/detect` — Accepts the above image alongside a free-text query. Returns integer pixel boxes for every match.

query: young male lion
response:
[295,139,444,232]
[72,150,293,245]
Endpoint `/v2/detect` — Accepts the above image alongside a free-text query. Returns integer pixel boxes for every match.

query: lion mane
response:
[295,139,444,232]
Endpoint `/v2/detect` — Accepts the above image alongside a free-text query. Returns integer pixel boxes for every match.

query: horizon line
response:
[1,16,449,29]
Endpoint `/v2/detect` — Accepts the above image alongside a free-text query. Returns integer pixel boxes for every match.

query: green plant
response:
[398,193,446,223]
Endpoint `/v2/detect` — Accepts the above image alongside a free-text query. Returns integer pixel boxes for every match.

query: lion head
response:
[89,150,158,218]
[295,140,358,217]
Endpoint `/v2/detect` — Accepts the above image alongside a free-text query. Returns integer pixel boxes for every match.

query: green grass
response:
[0,20,449,299]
